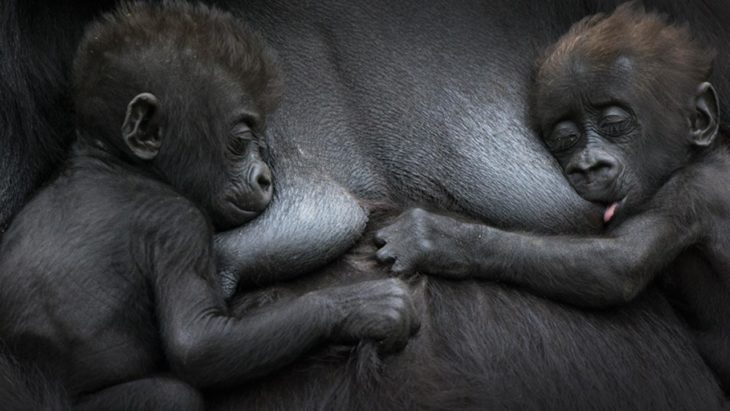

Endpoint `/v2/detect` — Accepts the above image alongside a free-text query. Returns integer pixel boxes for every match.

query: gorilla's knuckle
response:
[408,207,428,218]
[375,248,395,264]
[374,229,390,243]
[417,239,434,253]
[383,308,405,324]
[410,316,422,334]
[366,282,389,298]
[383,277,404,288]
[390,285,408,300]
[405,208,429,224]
[392,263,410,274]
[385,295,407,311]
[621,278,642,304]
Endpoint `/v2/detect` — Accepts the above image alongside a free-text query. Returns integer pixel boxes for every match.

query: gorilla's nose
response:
[566,151,619,183]
[248,162,273,211]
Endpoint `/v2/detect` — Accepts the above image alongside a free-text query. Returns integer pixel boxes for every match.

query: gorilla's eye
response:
[229,137,248,156]
[546,121,580,152]
[599,106,632,136]
[229,125,253,156]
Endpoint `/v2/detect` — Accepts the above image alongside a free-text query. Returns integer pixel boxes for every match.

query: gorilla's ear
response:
[122,92,161,160]
[689,82,719,147]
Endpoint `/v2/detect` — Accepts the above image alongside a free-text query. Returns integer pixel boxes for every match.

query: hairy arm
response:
[154,205,416,388]
[375,207,700,307]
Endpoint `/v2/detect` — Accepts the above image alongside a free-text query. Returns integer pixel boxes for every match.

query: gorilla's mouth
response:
[227,201,262,220]
[214,201,263,230]
[570,178,623,204]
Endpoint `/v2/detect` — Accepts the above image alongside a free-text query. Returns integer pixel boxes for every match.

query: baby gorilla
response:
[0,2,416,410]
[375,4,730,391]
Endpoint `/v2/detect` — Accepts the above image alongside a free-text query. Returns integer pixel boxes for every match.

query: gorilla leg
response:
[75,377,203,411]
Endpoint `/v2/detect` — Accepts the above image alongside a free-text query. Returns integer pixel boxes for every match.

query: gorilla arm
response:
[375,207,697,308]
[159,209,415,388]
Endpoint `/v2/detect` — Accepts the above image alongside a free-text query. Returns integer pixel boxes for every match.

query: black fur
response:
[3,0,730,409]
[0,0,116,234]
[0,2,417,409]
[375,0,730,398]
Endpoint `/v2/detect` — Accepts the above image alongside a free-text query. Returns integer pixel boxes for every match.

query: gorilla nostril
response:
[566,165,581,176]
[249,163,272,194]
[257,173,271,191]
[570,159,615,175]
[592,159,614,170]
[589,160,619,180]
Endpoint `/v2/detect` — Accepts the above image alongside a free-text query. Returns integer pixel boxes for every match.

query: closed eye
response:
[599,106,633,136]
[230,130,253,156]
[601,120,631,136]
[229,137,248,156]
[546,121,580,152]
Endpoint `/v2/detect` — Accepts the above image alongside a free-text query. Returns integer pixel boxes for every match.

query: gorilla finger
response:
[391,259,415,275]
[407,303,421,336]
[375,247,396,265]
[410,316,421,336]
[373,230,388,247]
[377,326,409,354]
[374,225,398,246]
[383,333,409,354]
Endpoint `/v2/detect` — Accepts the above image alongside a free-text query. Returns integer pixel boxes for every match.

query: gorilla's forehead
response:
[538,55,638,123]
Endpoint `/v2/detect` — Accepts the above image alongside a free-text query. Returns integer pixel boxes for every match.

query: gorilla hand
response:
[318,278,420,353]
[374,208,478,279]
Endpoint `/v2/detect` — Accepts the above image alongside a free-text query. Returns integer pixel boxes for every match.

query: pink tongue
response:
[603,202,618,223]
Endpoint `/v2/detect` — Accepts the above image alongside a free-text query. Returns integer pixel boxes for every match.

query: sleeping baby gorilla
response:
[0,2,417,409]
[375,3,730,392]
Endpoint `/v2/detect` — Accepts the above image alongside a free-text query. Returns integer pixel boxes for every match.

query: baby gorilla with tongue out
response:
[374,3,730,392]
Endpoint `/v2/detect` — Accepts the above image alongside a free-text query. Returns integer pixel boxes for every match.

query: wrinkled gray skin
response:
[4,0,730,409]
